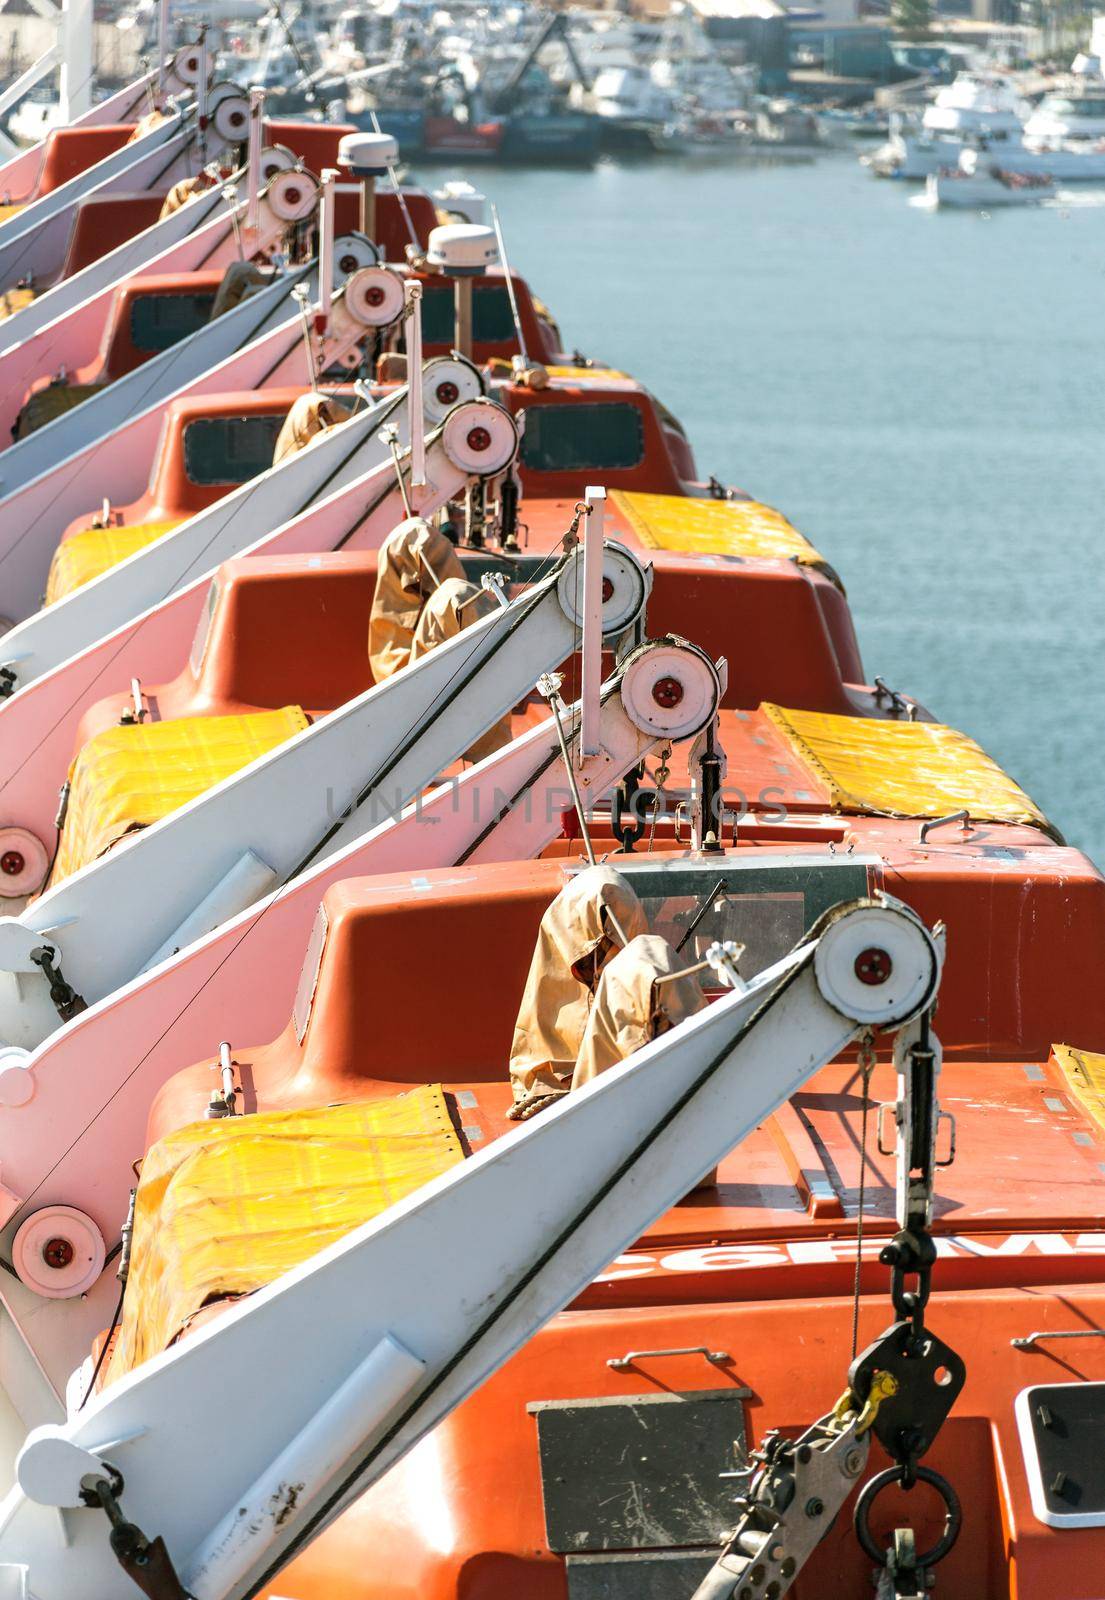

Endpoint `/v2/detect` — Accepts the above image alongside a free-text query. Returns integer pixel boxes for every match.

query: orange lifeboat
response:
[92,801,1105,1599]
[42,386,354,605]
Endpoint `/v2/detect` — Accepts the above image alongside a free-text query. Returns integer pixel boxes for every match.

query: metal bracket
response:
[607,1346,730,1372]
[118,677,148,727]
[876,1099,897,1157]
[873,677,917,721]
[688,1406,871,1600]
[479,571,510,609]
[29,946,87,1023]
[918,809,973,844]
[1012,1328,1105,1351]
[705,942,747,994]
[83,1472,191,1600]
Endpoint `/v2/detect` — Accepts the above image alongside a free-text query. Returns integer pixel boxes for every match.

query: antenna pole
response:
[490,203,530,370]
[315,166,336,339]
[157,0,170,96]
[245,85,264,233]
[195,23,209,166]
[580,486,605,759]
[406,280,426,508]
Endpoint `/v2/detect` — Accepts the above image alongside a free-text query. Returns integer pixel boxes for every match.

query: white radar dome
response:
[337,132,399,176]
[427,223,498,277]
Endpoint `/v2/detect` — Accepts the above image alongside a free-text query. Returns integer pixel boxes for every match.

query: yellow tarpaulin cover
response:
[44,520,182,604]
[107,1087,465,1381]
[611,490,827,569]
[0,204,26,227]
[1053,1045,1105,1137]
[545,366,631,382]
[761,703,1055,834]
[0,282,33,318]
[51,705,309,884]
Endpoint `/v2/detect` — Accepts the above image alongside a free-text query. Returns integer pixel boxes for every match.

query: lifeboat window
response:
[620,860,869,984]
[188,578,220,676]
[129,291,217,353]
[419,280,517,345]
[520,403,645,474]
[182,413,287,486]
[293,904,329,1042]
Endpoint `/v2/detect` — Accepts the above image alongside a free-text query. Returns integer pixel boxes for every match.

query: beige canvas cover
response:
[157,174,210,218]
[271,391,354,467]
[507,866,648,1117]
[210,260,268,320]
[128,109,169,145]
[572,933,707,1089]
[368,519,464,682]
[410,576,513,761]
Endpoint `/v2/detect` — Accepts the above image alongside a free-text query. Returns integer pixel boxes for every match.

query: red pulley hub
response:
[651,676,685,710]
[854,947,893,986]
[601,576,614,602]
[0,851,24,877]
[43,1238,75,1271]
[436,380,460,406]
[466,426,492,453]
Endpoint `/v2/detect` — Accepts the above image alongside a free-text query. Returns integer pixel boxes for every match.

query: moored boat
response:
[921,156,1055,209]
[0,26,1103,1600]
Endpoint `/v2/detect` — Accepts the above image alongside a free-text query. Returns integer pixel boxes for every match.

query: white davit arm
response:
[0,542,652,1050]
[0,638,725,1418]
[0,896,941,1600]
[0,268,455,639]
[0,359,492,692]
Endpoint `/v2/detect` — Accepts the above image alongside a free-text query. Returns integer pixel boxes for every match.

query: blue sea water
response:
[447,149,1105,865]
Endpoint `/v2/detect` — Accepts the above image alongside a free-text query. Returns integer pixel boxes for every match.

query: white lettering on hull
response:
[596,1232,1105,1282]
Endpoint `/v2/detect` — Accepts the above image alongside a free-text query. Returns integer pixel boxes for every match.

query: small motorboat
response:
[870,122,1105,182]
[921,153,1055,208]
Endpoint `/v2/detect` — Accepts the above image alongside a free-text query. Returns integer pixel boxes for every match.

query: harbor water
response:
[449,149,1105,865]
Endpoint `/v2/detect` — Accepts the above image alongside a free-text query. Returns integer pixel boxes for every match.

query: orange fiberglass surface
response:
[124,826,1105,1600]
[41,386,331,605]
[54,386,319,546]
[72,542,862,742]
[24,270,227,397]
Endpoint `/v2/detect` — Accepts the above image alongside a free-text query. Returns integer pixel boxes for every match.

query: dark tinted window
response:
[420,281,517,345]
[129,292,216,353]
[520,402,645,474]
[183,414,286,486]
[626,860,869,981]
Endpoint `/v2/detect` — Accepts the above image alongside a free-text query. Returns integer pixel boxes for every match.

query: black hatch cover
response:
[529,1388,749,1555]
[563,1550,719,1599]
[1021,1382,1105,1525]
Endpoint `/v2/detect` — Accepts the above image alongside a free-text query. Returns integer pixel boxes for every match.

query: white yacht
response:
[1024,85,1105,143]
[922,72,1029,139]
[870,122,1105,180]
[586,64,676,128]
[6,93,64,147]
[921,149,1054,208]
[649,10,754,115]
